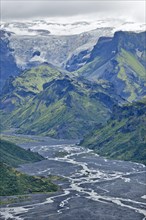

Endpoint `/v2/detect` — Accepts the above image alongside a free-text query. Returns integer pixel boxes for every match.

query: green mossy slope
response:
[81,99,146,164]
[76,31,146,102]
[0,139,58,196]
[0,163,58,196]
[0,139,44,167]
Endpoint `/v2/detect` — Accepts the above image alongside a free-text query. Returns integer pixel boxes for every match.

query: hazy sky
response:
[1,0,146,23]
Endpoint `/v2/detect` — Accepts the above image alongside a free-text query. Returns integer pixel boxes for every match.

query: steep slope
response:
[0,162,58,196]
[76,31,146,102]
[1,63,62,112]
[1,19,145,86]
[5,18,142,71]
[0,139,44,167]
[0,27,113,80]
[3,78,110,138]
[1,66,124,138]
[0,139,58,196]
[81,99,146,164]
[1,31,145,139]
[0,30,20,89]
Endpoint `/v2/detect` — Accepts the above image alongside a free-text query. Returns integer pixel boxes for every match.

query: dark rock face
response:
[0,31,20,90]
[43,78,76,97]
[65,49,90,72]
[0,30,145,140]
[32,51,41,57]
[88,36,114,62]
[90,92,115,109]
[1,76,15,95]
[88,31,146,63]
[114,31,146,54]
[111,102,146,120]
[77,31,146,102]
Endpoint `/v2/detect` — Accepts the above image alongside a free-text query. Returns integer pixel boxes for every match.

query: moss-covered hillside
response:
[76,31,146,102]
[1,74,123,139]
[0,163,58,196]
[0,139,44,167]
[0,139,58,196]
[0,31,145,139]
[81,99,146,165]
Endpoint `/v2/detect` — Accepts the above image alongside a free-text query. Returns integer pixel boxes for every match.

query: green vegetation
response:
[0,139,58,196]
[13,64,61,94]
[0,134,37,145]
[0,31,145,140]
[1,63,62,112]
[0,139,44,167]
[0,163,58,196]
[0,195,31,205]
[76,31,146,102]
[117,49,145,102]
[1,76,115,139]
[119,49,146,79]
[81,100,146,165]
[14,91,109,139]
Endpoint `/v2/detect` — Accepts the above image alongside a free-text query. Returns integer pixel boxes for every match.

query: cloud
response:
[1,0,146,23]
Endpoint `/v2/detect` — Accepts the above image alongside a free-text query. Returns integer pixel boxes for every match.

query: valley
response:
[0,13,146,220]
[0,134,146,220]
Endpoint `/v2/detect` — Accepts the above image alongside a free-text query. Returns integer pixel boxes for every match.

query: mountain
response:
[0,162,58,196]
[76,31,146,102]
[1,31,145,139]
[0,63,62,111]
[0,30,20,89]
[0,139,58,196]
[1,30,145,140]
[0,26,113,80]
[1,19,145,86]
[0,63,125,139]
[0,139,44,167]
[80,99,146,165]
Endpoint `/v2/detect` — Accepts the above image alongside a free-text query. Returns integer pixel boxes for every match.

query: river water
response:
[0,136,146,220]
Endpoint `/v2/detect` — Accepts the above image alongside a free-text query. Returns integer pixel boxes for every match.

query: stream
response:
[0,135,146,220]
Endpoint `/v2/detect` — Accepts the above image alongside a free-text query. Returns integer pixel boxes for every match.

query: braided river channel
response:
[0,135,146,220]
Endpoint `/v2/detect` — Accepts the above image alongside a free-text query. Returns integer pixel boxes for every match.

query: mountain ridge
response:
[0,30,145,142]
[0,63,125,138]
[1,19,145,87]
[80,99,146,165]
[0,139,58,196]
[76,31,146,102]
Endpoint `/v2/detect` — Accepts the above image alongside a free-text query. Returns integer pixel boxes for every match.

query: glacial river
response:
[0,136,146,220]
